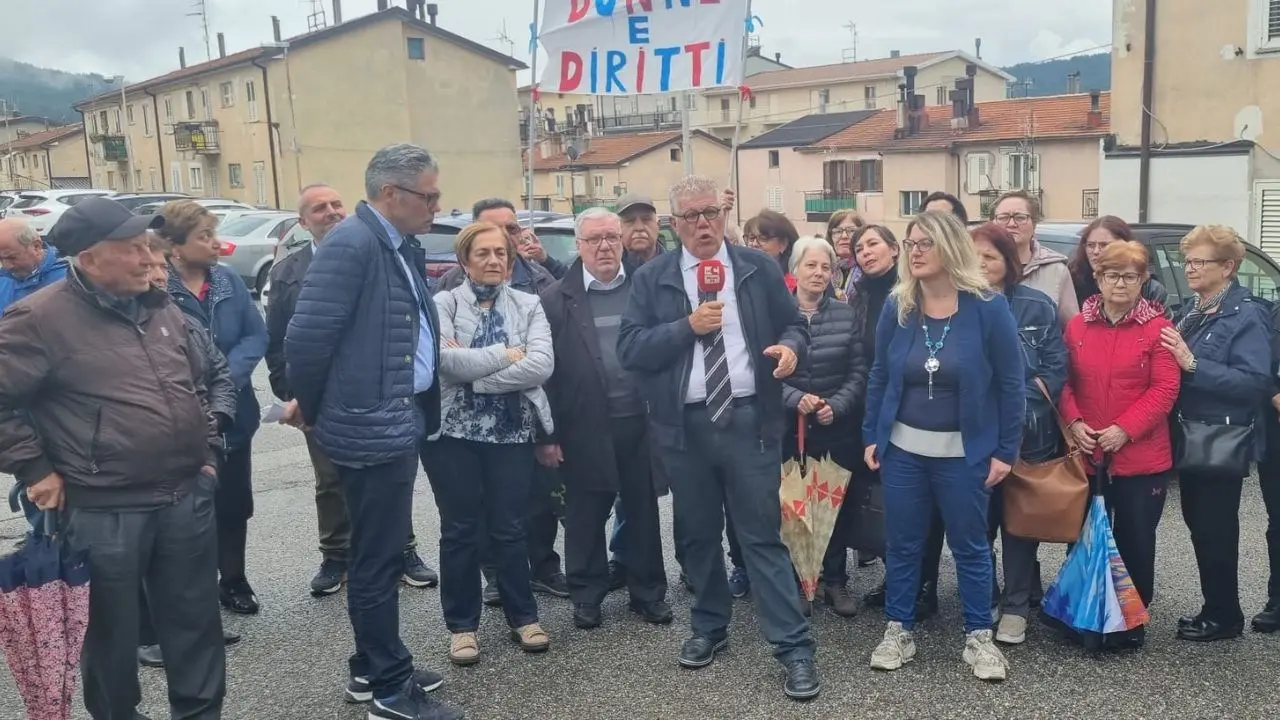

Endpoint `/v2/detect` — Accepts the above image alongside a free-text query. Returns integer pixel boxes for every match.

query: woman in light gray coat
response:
[424,222,555,666]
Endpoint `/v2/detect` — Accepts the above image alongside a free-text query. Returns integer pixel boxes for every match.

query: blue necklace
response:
[921,312,954,400]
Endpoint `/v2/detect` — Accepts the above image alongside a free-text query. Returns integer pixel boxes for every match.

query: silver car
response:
[216,211,298,293]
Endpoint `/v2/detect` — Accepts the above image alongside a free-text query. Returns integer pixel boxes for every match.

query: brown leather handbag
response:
[1002,378,1090,543]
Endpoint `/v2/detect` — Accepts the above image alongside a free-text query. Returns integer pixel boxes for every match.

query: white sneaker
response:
[995,613,1027,645]
[963,629,1009,681]
[869,621,916,671]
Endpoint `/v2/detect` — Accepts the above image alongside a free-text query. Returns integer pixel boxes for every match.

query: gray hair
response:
[668,175,720,213]
[575,207,620,238]
[297,183,334,213]
[788,235,838,274]
[364,144,438,200]
[14,222,39,248]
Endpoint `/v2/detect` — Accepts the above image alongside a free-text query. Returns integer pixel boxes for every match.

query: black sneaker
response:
[728,567,750,599]
[401,550,439,588]
[368,684,463,720]
[311,558,347,597]
[531,572,570,598]
[346,668,445,704]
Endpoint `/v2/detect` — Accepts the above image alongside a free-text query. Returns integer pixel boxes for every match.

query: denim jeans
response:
[881,444,993,632]
[422,436,539,632]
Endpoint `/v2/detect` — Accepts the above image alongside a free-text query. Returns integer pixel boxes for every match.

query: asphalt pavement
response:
[3,365,1280,719]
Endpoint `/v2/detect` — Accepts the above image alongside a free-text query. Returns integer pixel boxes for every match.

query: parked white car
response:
[8,190,115,235]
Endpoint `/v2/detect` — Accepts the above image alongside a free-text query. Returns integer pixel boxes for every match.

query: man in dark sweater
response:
[538,208,671,630]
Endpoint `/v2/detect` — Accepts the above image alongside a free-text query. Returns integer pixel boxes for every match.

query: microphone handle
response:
[698,291,716,305]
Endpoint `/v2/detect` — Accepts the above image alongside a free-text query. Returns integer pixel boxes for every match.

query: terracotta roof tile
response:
[76,48,273,108]
[706,52,951,93]
[805,92,1111,152]
[2,124,85,152]
[533,131,720,171]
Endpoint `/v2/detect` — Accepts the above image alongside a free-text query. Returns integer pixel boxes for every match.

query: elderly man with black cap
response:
[0,197,227,720]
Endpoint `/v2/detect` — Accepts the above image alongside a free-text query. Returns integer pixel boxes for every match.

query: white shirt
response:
[583,262,627,292]
[681,243,755,403]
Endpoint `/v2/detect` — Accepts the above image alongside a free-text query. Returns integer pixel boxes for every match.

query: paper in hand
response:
[261,402,286,424]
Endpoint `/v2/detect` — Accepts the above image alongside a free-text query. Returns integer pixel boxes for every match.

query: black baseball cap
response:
[46,197,165,256]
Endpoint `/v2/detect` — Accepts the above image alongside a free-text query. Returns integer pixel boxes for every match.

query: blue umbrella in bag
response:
[1,486,91,720]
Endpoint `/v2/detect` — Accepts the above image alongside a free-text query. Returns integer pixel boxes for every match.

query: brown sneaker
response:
[448,631,480,666]
[822,582,859,618]
[509,623,550,653]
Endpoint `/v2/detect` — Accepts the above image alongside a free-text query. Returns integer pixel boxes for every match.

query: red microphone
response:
[697,259,726,304]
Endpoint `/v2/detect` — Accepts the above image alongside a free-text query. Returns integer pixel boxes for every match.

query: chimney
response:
[903,65,917,94]
[1067,71,1082,94]
[271,15,282,43]
[895,82,908,136]
[332,0,342,24]
[426,3,438,24]
[975,37,982,59]
[1087,89,1103,129]
[376,0,388,10]
[965,62,978,111]
[179,47,187,69]
[775,52,781,63]
[889,50,900,59]
[216,32,226,58]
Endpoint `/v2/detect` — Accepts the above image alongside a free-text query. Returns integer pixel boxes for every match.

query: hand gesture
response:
[27,472,65,511]
[797,394,823,415]
[689,301,724,335]
[816,404,834,425]
[535,443,564,468]
[720,189,736,212]
[864,445,880,471]
[1096,424,1130,453]
[764,345,797,378]
[985,458,1012,488]
[279,399,304,428]
[1069,420,1099,453]
[506,346,526,363]
[1159,326,1195,371]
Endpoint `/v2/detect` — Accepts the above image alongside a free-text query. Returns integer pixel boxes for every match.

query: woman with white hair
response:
[862,211,1024,682]
[782,236,868,618]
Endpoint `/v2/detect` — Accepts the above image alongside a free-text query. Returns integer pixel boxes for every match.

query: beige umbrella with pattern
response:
[779,411,853,601]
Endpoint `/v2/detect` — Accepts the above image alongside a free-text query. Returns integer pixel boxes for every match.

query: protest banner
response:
[537,0,748,96]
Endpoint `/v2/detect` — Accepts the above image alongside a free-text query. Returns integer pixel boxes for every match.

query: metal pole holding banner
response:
[681,90,693,176]
[727,0,754,207]
[525,0,540,220]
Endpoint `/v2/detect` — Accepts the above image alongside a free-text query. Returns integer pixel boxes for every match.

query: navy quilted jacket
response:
[285,202,442,467]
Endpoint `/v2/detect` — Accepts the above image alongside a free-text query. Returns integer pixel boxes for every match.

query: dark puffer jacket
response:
[782,296,867,466]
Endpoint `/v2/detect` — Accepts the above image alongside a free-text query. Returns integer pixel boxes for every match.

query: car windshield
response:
[10,195,45,210]
[218,216,277,236]
[420,228,461,255]
[535,228,578,262]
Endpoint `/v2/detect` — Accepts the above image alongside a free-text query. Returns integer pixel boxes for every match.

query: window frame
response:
[228,163,244,189]
[407,36,426,60]
[899,190,926,217]
[1249,0,1280,55]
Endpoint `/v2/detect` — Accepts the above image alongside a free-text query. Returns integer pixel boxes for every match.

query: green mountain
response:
[0,57,117,123]
[1000,52,1111,97]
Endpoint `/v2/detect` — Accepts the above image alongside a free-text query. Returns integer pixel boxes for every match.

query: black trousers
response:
[1259,419,1280,599]
[1180,470,1246,623]
[216,445,254,588]
[564,415,666,606]
[68,473,225,720]
[1103,471,1169,608]
[483,465,563,583]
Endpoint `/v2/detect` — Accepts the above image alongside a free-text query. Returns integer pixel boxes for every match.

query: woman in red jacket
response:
[1060,241,1181,648]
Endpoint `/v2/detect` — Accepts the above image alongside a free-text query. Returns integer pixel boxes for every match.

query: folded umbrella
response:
[0,503,91,720]
[779,412,852,601]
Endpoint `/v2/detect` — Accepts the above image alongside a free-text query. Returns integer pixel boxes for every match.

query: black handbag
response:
[1174,413,1253,477]
[848,480,885,557]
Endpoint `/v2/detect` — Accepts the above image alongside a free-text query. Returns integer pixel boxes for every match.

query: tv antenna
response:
[841,22,858,63]
[305,0,329,32]
[493,20,516,59]
[189,0,212,61]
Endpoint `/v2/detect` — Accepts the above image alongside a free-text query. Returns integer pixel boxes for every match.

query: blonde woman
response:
[861,211,1024,682]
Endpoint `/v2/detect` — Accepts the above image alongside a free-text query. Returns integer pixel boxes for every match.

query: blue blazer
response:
[862,290,1025,466]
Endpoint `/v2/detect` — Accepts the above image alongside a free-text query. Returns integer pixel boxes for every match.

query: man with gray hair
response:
[619,175,820,700]
[286,144,460,720]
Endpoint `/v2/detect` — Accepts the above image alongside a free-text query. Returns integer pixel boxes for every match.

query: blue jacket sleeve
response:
[987,295,1027,464]
[285,231,368,425]
[541,255,569,280]
[861,299,897,448]
[618,266,699,373]
[1184,304,1273,404]
[224,275,268,390]
[1034,304,1068,403]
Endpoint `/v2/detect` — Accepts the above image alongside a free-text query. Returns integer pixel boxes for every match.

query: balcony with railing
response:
[174,121,221,154]
[598,111,681,133]
[99,135,128,162]
[1082,189,1099,219]
[978,188,1043,220]
[804,191,856,222]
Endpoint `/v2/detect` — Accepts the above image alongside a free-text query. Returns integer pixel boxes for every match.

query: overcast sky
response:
[7,0,1112,82]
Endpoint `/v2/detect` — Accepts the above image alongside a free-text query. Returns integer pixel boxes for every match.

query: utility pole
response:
[680,90,693,175]
[116,76,135,190]
[524,0,540,214]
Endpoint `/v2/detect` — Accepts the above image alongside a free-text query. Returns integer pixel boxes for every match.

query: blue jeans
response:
[881,444,993,632]
[661,400,814,664]
[422,436,539,632]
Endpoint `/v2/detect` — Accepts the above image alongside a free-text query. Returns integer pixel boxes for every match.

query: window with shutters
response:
[1255,181,1280,259]
[899,190,926,217]
[822,160,858,196]
[966,152,995,193]
[766,186,784,213]
[252,161,267,206]
[554,174,565,197]
[1002,152,1040,191]
[858,159,883,192]
[768,150,780,168]
[864,85,876,110]
[1252,0,1280,53]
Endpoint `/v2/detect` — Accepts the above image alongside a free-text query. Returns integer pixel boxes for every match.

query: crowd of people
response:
[1,141,1279,720]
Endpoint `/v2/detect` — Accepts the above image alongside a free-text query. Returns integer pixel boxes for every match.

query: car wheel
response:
[255,263,272,295]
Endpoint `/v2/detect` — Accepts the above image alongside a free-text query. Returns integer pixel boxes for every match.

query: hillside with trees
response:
[0,57,116,122]
[1001,52,1111,97]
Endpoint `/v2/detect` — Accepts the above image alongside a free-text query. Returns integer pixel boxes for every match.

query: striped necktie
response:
[701,328,733,428]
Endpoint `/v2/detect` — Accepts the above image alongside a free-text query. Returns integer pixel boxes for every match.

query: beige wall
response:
[735,146,887,235]
[47,136,89,182]
[952,140,1102,222]
[0,118,59,146]
[532,135,729,214]
[0,135,89,191]
[1111,0,1280,148]
[880,152,955,236]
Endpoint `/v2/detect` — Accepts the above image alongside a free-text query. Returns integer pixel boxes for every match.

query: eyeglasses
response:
[579,234,621,246]
[675,207,722,224]
[902,238,935,254]
[1101,272,1142,286]
[832,226,860,238]
[1183,257,1226,271]
[1084,241,1110,253]
[994,213,1033,225]
[392,185,441,205]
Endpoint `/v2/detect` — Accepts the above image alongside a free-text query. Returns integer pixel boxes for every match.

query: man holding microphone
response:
[618,175,820,701]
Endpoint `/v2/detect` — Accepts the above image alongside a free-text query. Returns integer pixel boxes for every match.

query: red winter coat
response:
[1060,295,1181,476]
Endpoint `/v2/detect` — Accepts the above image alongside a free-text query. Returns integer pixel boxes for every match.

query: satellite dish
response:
[566,144,580,161]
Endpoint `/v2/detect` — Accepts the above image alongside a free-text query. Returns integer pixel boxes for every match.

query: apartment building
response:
[0,124,90,191]
[73,6,525,210]
[0,115,65,146]
[1101,0,1280,250]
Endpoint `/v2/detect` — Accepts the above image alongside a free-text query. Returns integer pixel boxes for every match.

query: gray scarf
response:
[1176,283,1231,336]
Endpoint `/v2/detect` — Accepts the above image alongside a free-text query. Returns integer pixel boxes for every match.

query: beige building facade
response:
[0,124,90,191]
